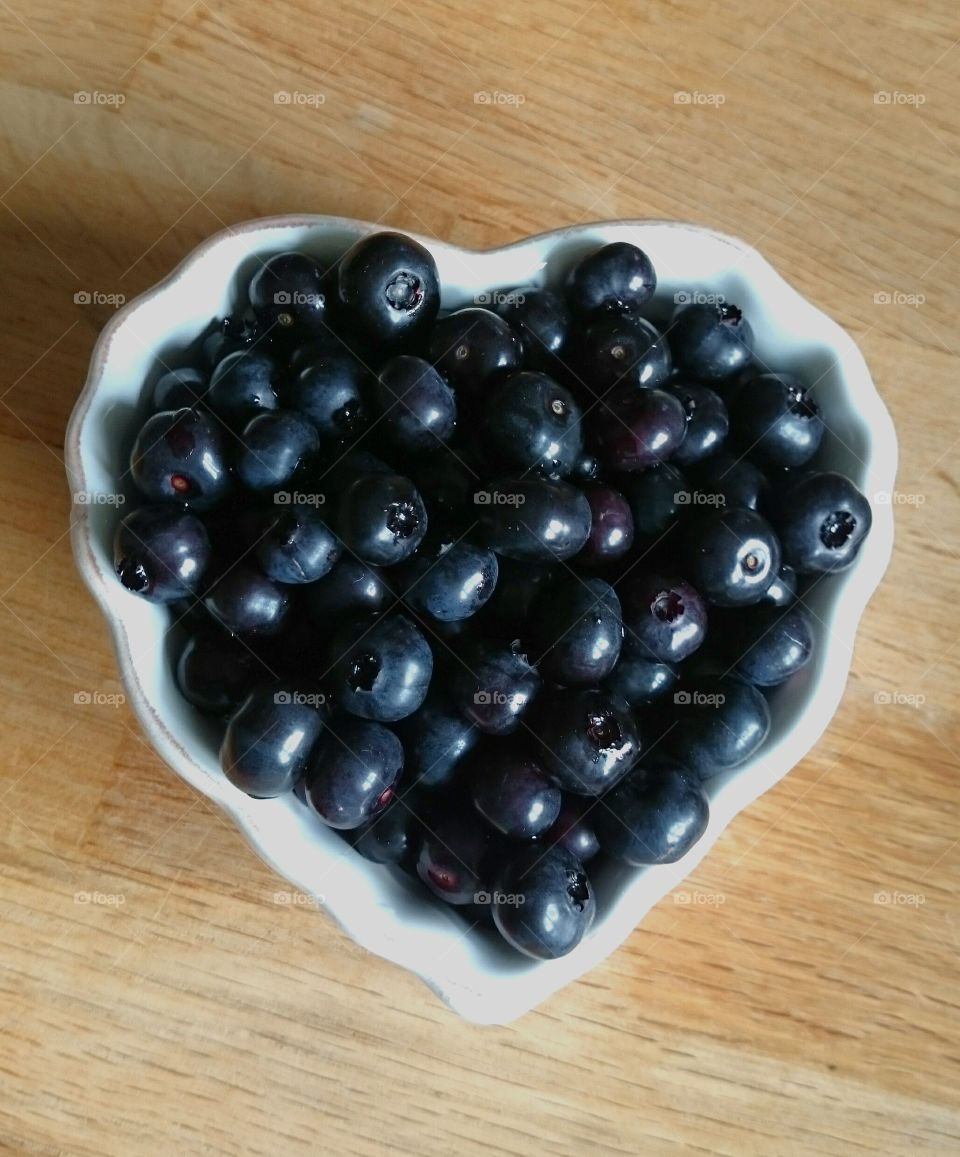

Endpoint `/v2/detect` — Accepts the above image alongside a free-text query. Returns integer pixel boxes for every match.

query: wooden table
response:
[1,1,958,1153]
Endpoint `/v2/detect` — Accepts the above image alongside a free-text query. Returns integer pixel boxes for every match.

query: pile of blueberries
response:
[113,231,872,960]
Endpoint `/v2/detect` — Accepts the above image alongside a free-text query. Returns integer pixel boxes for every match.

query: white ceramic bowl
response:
[66,217,896,1023]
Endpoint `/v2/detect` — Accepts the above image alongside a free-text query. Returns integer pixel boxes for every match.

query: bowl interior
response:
[67,218,896,1020]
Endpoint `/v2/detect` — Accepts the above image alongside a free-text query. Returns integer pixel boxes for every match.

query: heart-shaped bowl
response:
[66,216,896,1023]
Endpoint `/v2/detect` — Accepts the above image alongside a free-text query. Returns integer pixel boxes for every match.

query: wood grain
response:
[1,1,958,1153]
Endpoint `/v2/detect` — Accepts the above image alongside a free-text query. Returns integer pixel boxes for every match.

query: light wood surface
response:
[1,1,958,1154]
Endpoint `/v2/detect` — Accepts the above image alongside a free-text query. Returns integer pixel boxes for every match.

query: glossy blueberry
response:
[152,366,206,411]
[593,386,687,472]
[692,451,770,512]
[329,614,433,722]
[305,557,392,626]
[207,349,279,425]
[530,577,623,686]
[547,797,600,862]
[255,507,341,584]
[472,750,560,839]
[579,486,634,564]
[337,231,440,349]
[530,688,640,796]
[248,250,328,336]
[376,355,457,452]
[774,471,872,574]
[397,692,479,787]
[113,504,211,603]
[493,845,594,959]
[620,462,688,539]
[305,717,402,828]
[176,630,261,716]
[596,767,709,865]
[452,643,541,735]
[403,542,498,621]
[670,301,754,384]
[683,507,781,606]
[668,676,771,778]
[204,565,290,636]
[575,313,672,395]
[417,811,491,905]
[484,371,583,478]
[129,407,230,511]
[621,572,707,663]
[665,380,730,466]
[337,472,428,566]
[202,311,260,369]
[235,410,320,492]
[571,451,601,483]
[495,286,570,369]
[731,373,824,468]
[220,685,324,797]
[290,354,370,445]
[604,636,678,707]
[428,308,522,399]
[566,241,656,317]
[477,477,591,562]
[353,801,417,866]
[760,565,797,607]
[731,604,815,687]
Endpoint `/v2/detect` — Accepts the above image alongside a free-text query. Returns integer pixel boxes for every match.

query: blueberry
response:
[417,811,491,904]
[691,451,770,512]
[428,308,522,398]
[255,507,341,584]
[575,314,672,395]
[329,614,433,722]
[620,462,688,539]
[578,485,634,564]
[530,687,640,795]
[375,355,457,453]
[305,557,392,626]
[471,749,560,839]
[235,410,320,492]
[595,767,708,865]
[305,716,403,828]
[665,380,730,466]
[484,371,583,478]
[129,407,230,511]
[403,542,498,621]
[730,373,824,468]
[452,642,541,735]
[221,685,324,797]
[202,311,261,369]
[353,801,417,865]
[337,472,428,566]
[593,386,687,472]
[670,301,753,383]
[495,286,570,370]
[774,471,872,573]
[290,354,370,445]
[248,250,329,336]
[176,630,261,716]
[207,349,279,425]
[113,504,211,603]
[151,366,206,411]
[566,241,656,316]
[204,565,291,636]
[668,676,771,778]
[620,572,707,663]
[530,576,623,686]
[731,604,815,687]
[477,477,591,561]
[337,231,440,349]
[603,635,677,707]
[396,691,479,787]
[492,845,594,959]
[682,507,781,606]
[547,797,600,862]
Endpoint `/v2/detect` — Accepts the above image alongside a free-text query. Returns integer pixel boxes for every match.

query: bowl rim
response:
[65,215,898,1023]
